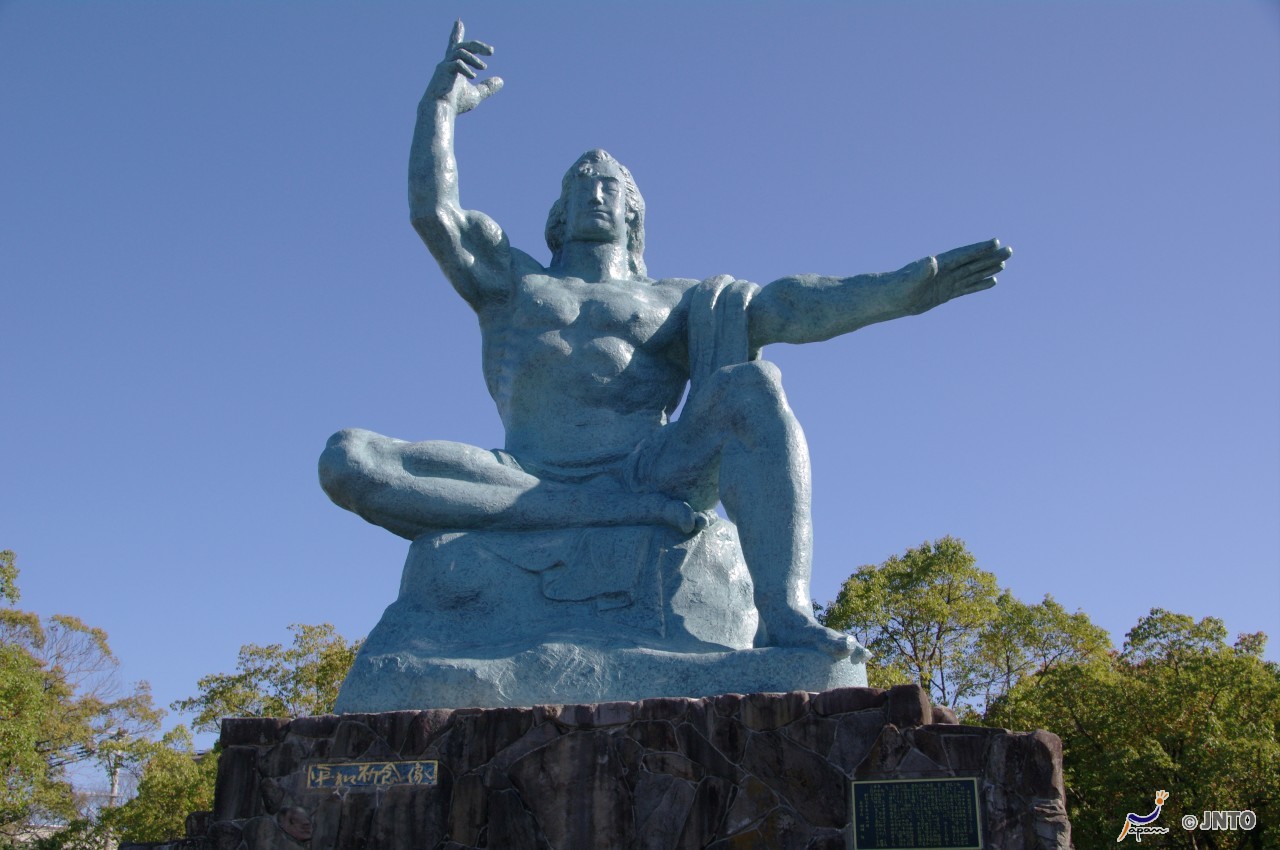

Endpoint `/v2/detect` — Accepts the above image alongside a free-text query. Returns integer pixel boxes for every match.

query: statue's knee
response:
[319,428,372,501]
[725,361,787,412]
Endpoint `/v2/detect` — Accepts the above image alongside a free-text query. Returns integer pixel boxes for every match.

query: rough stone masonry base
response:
[128,685,1072,850]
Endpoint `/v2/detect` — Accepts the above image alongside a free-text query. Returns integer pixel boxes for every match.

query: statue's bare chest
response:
[508,275,680,348]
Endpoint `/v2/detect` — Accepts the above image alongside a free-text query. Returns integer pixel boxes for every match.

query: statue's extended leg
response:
[642,362,858,658]
[320,429,697,540]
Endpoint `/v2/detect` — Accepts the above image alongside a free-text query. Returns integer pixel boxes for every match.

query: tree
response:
[986,609,1280,849]
[819,537,1108,715]
[973,591,1112,710]
[0,551,17,605]
[0,642,51,835]
[0,552,161,845]
[100,727,217,844]
[172,623,361,733]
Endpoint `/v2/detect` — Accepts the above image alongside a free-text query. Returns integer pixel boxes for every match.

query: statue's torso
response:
[478,272,696,471]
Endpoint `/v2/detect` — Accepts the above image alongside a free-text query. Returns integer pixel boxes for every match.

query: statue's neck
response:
[554,240,630,282]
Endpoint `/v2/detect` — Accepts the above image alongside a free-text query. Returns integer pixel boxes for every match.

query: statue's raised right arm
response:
[409,21,511,308]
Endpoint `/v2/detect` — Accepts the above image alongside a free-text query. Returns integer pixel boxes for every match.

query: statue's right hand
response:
[425,20,503,115]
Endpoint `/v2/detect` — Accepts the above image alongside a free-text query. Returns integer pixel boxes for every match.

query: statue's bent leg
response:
[640,362,857,658]
[319,428,693,540]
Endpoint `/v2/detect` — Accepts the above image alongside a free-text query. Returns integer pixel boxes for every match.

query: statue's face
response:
[564,161,628,246]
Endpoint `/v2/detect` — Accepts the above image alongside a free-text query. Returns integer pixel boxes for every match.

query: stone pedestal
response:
[163,686,1071,850]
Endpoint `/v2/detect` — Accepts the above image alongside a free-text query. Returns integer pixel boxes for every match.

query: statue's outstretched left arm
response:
[748,239,1012,347]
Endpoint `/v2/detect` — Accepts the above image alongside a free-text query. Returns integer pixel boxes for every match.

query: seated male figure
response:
[320,22,1011,659]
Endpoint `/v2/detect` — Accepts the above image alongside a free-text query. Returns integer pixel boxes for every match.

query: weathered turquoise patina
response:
[320,22,1010,711]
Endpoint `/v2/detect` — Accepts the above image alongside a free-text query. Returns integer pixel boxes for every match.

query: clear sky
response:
[3,1,1277,743]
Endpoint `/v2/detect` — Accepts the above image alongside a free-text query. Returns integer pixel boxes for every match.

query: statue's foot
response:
[758,607,861,659]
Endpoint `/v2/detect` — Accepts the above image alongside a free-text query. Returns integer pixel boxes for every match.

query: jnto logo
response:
[1117,790,1170,843]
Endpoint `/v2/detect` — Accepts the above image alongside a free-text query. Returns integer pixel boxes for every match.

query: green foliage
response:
[820,537,1108,715]
[986,609,1280,849]
[0,643,55,832]
[100,727,217,843]
[0,553,161,845]
[172,623,361,733]
[0,551,17,606]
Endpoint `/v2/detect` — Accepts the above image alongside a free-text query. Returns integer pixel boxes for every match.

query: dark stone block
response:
[307,793,346,850]
[905,727,953,772]
[400,709,454,756]
[642,750,704,782]
[594,699,639,726]
[811,687,887,716]
[530,703,565,726]
[806,828,847,850]
[778,712,836,758]
[709,806,811,850]
[285,714,339,739]
[740,691,809,731]
[854,724,913,778]
[828,710,887,772]
[931,704,961,724]
[570,699,636,728]
[636,696,694,723]
[212,746,259,822]
[676,723,744,783]
[886,684,932,727]
[362,710,420,756]
[455,706,535,774]
[677,775,735,848]
[259,738,307,778]
[634,772,697,848]
[331,789,377,850]
[683,704,751,768]
[369,784,446,850]
[508,729,634,849]
[740,732,846,828]
[184,811,212,839]
[713,692,744,716]
[206,820,243,850]
[755,806,816,850]
[486,788,547,850]
[330,719,379,759]
[1024,729,1065,799]
[931,724,996,775]
[628,719,680,753]
[257,776,284,814]
[485,718,561,777]
[220,718,289,748]
[722,776,779,835]
[448,772,487,846]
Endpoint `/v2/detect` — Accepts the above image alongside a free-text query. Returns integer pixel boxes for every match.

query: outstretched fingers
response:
[447,21,494,60]
[458,40,494,57]
[950,261,1004,294]
[435,21,502,112]
[474,77,505,102]
[937,238,1011,271]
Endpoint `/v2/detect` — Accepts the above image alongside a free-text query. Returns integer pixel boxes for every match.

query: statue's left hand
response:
[901,239,1012,315]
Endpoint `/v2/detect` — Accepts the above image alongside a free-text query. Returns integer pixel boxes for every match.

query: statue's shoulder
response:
[651,276,700,289]
[510,247,547,276]
[649,276,701,300]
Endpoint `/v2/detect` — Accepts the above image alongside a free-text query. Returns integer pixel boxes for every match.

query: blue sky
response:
[2,1,1277,742]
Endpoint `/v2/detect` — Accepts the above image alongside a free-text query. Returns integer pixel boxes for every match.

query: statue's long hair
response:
[544,149,646,278]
